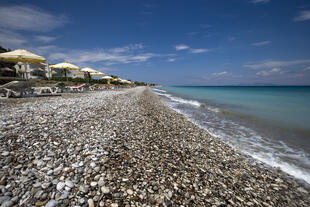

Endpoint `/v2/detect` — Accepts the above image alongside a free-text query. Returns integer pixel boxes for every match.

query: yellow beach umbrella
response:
[0,49,46,63]
[120,79,131,84]
[50,62,79,79]
[90,72,105,76]
[0,49,46,79]
[50,62,79,70]
[101,76,113,80]
[102,75,112,84]
[81,67,99,73]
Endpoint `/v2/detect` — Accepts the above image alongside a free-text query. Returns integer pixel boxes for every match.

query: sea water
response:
[152,86,310,184]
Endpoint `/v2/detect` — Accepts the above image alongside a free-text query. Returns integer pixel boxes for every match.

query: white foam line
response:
[159,95,310,184]
[152,88,167,93]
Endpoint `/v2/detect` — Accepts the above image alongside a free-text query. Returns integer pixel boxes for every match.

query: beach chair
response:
[32,86,57,95]
[69,83,89,93]
[0,81,31,99]
[53,82,67,93]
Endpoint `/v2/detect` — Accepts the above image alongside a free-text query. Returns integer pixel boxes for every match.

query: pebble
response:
[0,87,309,207]
[56,182,65,191]
[90,162,96,168]
[45,199,58,207]
[1,152,9,156]
[35,200,48,206]
[90,182,97,187]
[101,186,110,194]
[79,185,89,194]
[98,180,105,187]
[87,199,95,207]
[1,200,14,207]
[41,182,51,189]
[65,180,74,188]
[127,189,133,195]
[0,196,10,205]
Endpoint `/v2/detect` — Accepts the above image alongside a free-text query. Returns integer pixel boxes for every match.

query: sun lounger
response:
[0,81,31,99]
[32,87,57,95]
[68,84,89,93]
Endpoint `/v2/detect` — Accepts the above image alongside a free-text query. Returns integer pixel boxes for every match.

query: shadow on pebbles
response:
[0,87,309,206]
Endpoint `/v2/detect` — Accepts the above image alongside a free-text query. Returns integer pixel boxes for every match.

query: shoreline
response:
[0,87,309,206]
[152,86,310,188]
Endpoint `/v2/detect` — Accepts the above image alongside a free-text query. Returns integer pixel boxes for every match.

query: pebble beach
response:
[0,87,309,207]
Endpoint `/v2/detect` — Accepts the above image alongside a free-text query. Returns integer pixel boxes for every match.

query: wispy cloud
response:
[98,67,117,72]
[167,58,176,62]
[250,40,271,46]
[35,35,57,43]
[212,71,228,76]
[244,59,310,69]
[31,45,59,55]
[175,44,211,54]
[293,10,310,22]
[250,0,270,4]
[0,31,27,47]
[256,68,282,76]
[47,43,162,65]
[304,66,310,71]
[0,5,67,31]
[190,48,210,54]
[49,51,157,64]
[175,44,190,50]
[109,44,143,53]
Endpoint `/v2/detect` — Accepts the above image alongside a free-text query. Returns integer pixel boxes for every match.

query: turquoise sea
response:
[152,86,310,184]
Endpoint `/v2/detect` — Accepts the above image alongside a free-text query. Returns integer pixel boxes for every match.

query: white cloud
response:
[48,44,160,65]
[31,45,59,55]
[109,44,143,53]
[98,67,117,72]
[250,0,270,3]
[190,48,210,54]
[250,40,271,46]
[294,10,310,22]
[304,66,310,71]
[0,31,27,47]
[212,71,228,76]
[35,36,57,43]
[0,5,67,31]
[256,68,282,76]
[167,58,176,62]
[175,44,211,54]
[175,44,190,50]
[244,59,310,69]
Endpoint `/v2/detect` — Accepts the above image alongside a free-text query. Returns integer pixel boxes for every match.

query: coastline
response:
[0,87,309,206]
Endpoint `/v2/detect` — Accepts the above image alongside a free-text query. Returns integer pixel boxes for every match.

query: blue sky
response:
[0,0,310,85]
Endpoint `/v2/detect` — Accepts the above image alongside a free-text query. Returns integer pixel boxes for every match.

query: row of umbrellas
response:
[0,49,129,82]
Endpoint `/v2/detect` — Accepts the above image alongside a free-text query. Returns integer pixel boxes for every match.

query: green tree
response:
[0,45,9,53]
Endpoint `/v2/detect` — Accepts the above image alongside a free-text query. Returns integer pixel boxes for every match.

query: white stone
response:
[56,182,65,191]
[127,189,134,195]
[90,182,97,187]
[101,186,110,194]
[1,151,9,156]
[65,180,74,188]
[45,199,58,207]
[88,199,95,207]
